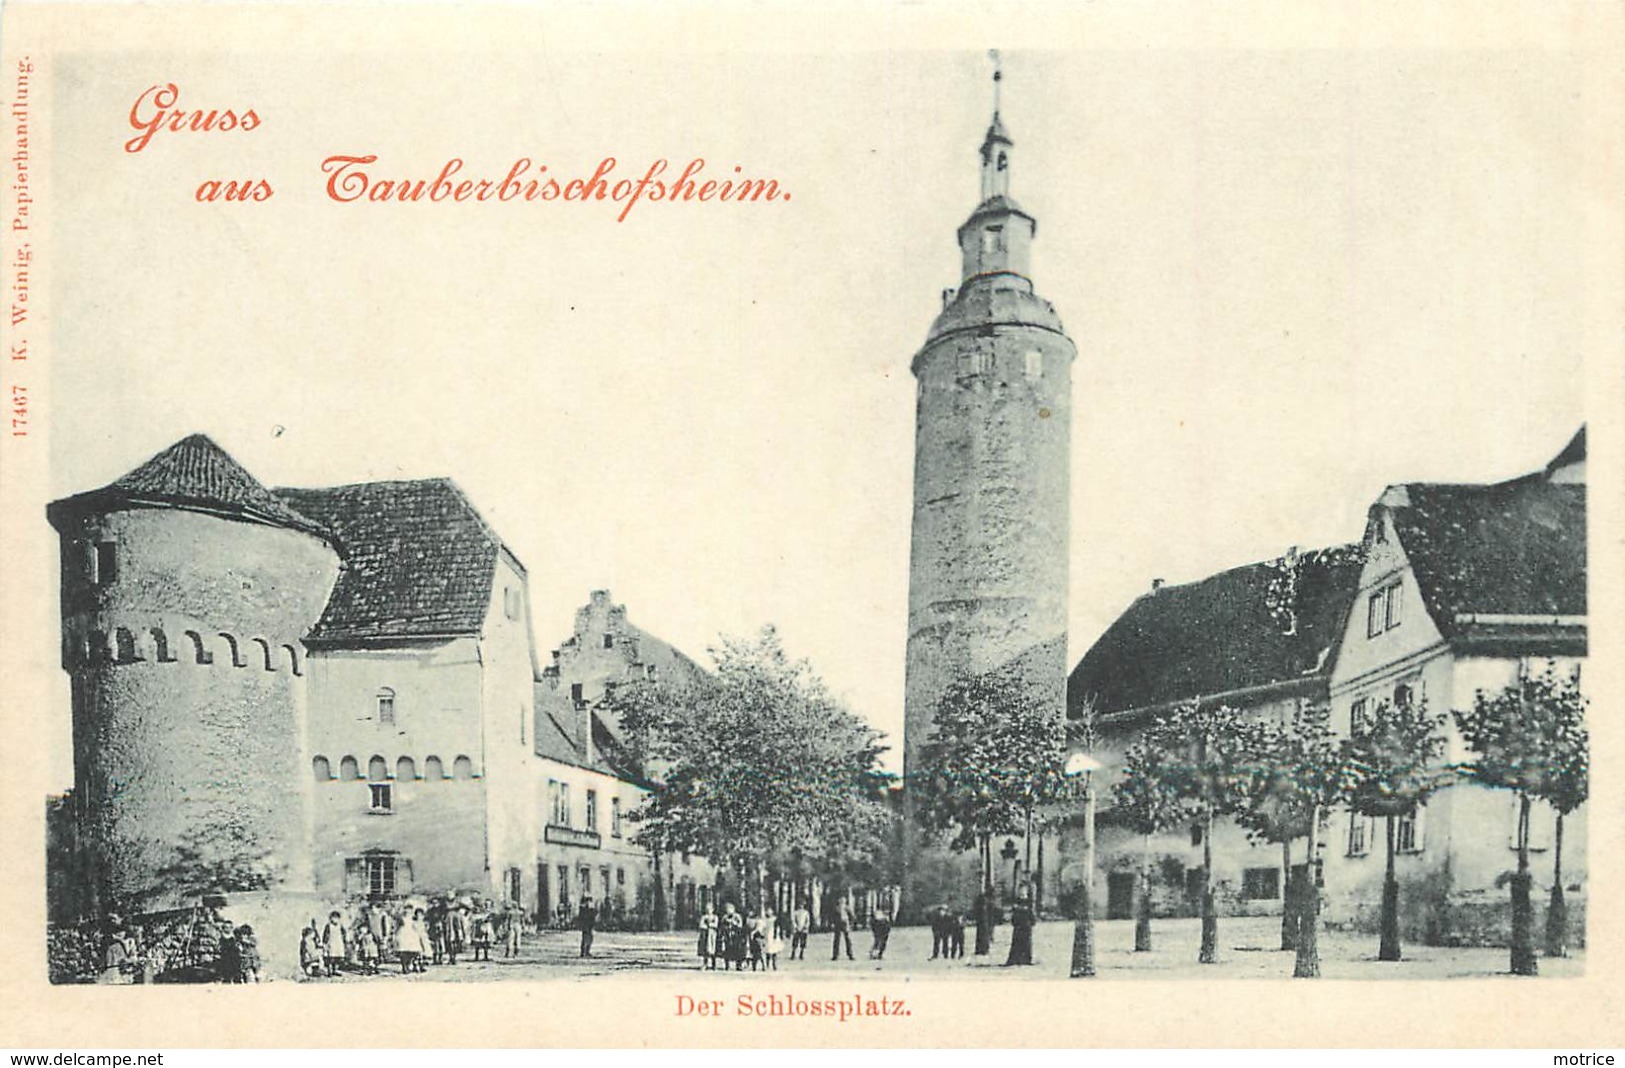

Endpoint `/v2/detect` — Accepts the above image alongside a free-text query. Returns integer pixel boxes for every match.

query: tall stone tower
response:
[48,435,340,914]
[903,67,1074,818]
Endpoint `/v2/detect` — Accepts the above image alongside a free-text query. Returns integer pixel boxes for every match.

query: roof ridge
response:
[93,434,329,538]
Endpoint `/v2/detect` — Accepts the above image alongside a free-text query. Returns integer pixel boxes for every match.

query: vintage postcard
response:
[0,1,1621,1050]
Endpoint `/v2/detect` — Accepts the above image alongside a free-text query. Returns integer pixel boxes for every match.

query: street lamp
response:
[1065,751,1105,978]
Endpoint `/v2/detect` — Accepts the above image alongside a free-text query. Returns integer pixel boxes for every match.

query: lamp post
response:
[1066,751,1105,978]
[1001,838,1020,903]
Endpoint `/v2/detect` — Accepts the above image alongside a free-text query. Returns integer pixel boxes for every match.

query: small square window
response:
[363,855,396,898]
[1241,867,1280,900]
[1347,812,1369,856]
[1396,808,1424,853]
[369,783,393,812]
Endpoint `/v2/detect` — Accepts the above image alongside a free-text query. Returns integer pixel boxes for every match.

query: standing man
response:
[789,900,811,961]
[578,893,598,958]
[869,907,893,960]
[446,902,469,966]
[830,897,855,961]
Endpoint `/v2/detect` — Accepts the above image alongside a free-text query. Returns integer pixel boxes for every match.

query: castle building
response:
[901,72,1075,903]
[48,435,709,939]
[1066,429,1588,943]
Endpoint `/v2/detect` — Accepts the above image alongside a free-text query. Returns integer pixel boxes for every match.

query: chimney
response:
[579,698,595,767]
[1285,545,1300,566]
[1151,578,1165,593]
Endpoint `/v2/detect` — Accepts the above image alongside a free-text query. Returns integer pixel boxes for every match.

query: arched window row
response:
[312,753,477,782]
[65,626,303,674]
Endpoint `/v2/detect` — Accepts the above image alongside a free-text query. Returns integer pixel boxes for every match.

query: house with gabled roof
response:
[1065,428,1587,943]
[529,589,716,929]
[1065,545,1364,921]
[47,434,705,945]
[1322,427,1586,941]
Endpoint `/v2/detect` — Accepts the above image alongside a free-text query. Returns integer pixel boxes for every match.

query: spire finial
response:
[988,48,1002,116]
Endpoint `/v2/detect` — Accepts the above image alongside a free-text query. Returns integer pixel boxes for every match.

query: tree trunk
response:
[1023,802,1034,891]
[652,850,668,931]
[1293,804,1322,978]
[974,833,993,956]
[1280,837,1298,951]
[1510,793,1538,976]
[1036,833,1046,917]
[1135,831,1153,952]
[1545,811,1568,958]
[1379,814,1401,961]
[1199,808,1217,964]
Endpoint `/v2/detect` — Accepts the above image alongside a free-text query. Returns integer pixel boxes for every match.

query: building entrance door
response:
[1106,871,1136,920]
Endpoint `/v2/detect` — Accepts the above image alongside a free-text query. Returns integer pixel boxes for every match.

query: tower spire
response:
[989,48,1002,117]
[979,50,1014,202]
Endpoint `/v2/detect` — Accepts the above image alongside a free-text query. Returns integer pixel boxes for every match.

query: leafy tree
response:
[145,819,281,914]
[1129,700,1255,964]
[913,664,1068,956]
[1233,703,1344,976]
[1341,696,1447,963]
[1455,665,1587,974]
[616,627,892,916]
[1111,732,1187,953]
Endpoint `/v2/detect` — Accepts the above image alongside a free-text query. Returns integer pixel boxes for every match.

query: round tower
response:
[903,73,1075,833]
[48,435,340,915]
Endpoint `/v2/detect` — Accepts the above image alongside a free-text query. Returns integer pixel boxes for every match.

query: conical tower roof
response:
[49,433,331,538]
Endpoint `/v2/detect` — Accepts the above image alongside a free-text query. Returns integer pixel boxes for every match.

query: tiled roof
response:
[275,479,500,643]
[1068,545,1364,721]
[532,689,638,781]
[1388,476,1586,634]
[51,434,329,538]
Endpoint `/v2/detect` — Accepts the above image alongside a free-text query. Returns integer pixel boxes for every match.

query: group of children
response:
[927,904,969,959]
[696,902,786,971]
[299,898,526,979]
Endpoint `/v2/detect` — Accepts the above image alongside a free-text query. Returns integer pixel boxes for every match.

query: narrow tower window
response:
[1025,351,1043,379]
[95,542,118,586]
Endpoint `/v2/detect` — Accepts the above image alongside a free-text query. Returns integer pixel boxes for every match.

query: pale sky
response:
[35,45,1588,785]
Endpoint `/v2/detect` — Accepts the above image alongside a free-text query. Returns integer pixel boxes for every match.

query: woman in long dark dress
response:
[1005,892,1035,966]
[720,903,747,971]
